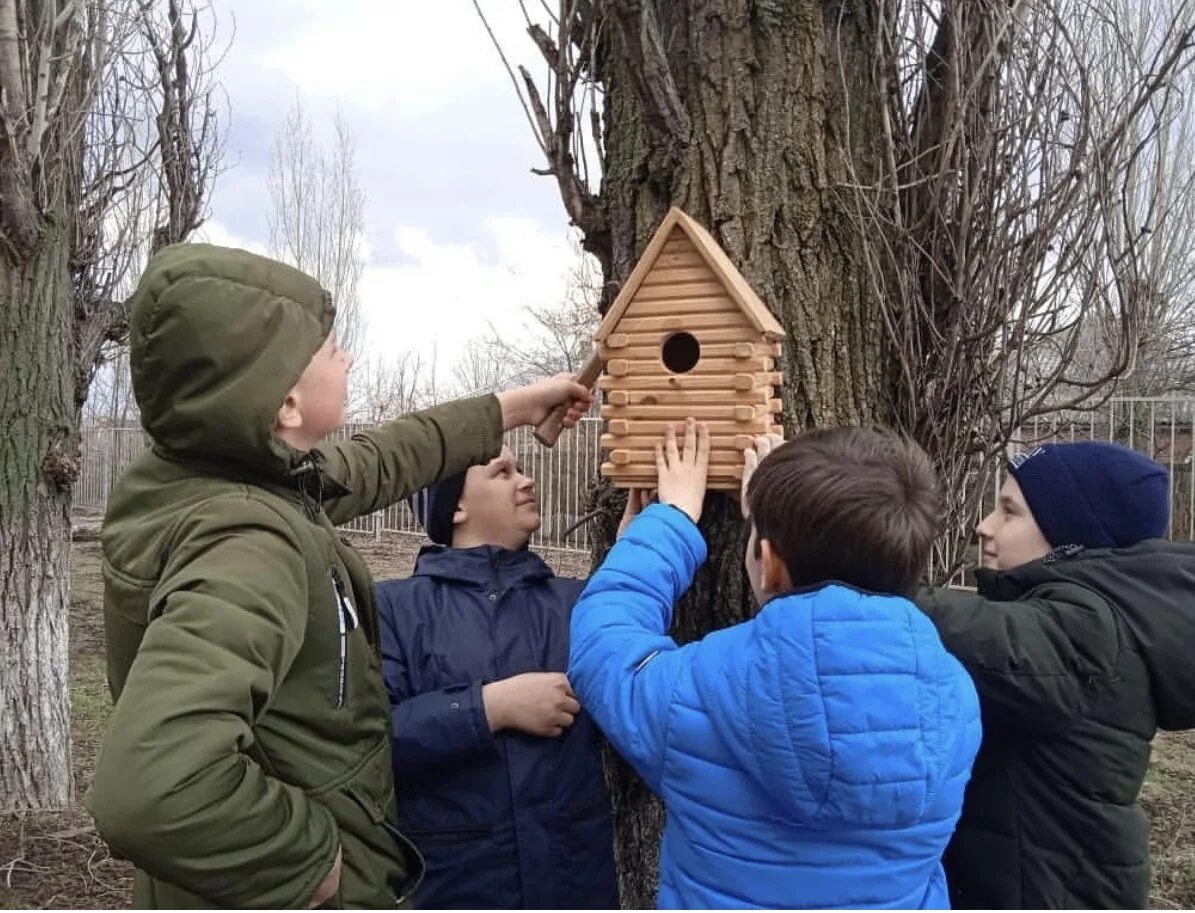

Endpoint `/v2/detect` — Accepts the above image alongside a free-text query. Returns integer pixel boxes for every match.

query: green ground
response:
[0,535,1191,908]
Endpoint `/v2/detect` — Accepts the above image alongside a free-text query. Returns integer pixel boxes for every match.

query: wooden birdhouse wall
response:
[598,214,785,491]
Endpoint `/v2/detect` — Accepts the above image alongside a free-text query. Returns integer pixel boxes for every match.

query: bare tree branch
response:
[267,96,367,359]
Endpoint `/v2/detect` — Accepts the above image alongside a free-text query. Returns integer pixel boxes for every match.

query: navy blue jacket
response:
[377,545,617,910]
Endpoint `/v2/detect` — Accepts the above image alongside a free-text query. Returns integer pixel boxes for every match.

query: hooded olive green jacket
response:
[84,243,503,908]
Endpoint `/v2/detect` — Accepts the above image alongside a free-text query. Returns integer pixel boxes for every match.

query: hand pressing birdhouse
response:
[598,208,785,491]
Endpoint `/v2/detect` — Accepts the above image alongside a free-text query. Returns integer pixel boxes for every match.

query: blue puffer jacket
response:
[378,545,617,909]
[569,504,983,909]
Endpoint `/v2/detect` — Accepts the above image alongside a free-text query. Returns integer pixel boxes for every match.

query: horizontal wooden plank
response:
[609,448,743,465]
[607,356,775,377]
[608,478,742,492]
[602,403,775,421]
[614,313,755,333]
[632,280,730,302]
[599,341,782,362]
[623,296,740,318]
[659,237,694,255]
[641,266,716,286]
[606,388,774,406]
[603,463,744,480]
[652,250,706,270]
[599,372,782,391]
[606,417,774,436]
[602,433,759,451]
[603,328,766,350]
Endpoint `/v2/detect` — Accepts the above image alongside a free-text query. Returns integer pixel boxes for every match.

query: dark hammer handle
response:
[533,352,606,448]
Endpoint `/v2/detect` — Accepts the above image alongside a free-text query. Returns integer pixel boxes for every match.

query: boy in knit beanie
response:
[918,441,1195,909]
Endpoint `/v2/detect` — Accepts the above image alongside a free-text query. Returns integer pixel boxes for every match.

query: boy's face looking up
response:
[977,476,1052,571]
[452,447,541,550]
[276,332,352,452]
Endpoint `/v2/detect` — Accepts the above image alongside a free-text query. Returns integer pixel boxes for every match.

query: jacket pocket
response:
[401,825,502,907]
[311,740,425,908]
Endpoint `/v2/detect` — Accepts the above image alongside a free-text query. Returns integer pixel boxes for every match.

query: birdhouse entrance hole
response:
[661,331,701,373]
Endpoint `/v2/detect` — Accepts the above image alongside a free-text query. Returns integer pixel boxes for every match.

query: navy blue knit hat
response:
[407,472,467,546]
[1008,442,1169,549]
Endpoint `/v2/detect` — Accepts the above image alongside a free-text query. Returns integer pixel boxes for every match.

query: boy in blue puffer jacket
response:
[569,421,983,909]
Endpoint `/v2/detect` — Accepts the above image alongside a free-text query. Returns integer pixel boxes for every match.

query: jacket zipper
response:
[331,567,358,709]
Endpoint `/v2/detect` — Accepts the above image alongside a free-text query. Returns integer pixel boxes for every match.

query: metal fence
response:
[76,397,1195,555]
[75,418,607,552]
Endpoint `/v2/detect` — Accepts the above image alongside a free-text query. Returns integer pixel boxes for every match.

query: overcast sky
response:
[197,1,582,378]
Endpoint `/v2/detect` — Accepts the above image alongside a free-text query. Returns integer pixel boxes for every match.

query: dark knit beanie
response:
[1008,442,1169,549]
[408,472,467,546]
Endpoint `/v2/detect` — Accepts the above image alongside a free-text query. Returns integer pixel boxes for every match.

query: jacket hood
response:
[129,242,335,477]
[980,540,1195,731]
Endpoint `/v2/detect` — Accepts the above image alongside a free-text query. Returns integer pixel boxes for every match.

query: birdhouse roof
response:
[594,207,786,343]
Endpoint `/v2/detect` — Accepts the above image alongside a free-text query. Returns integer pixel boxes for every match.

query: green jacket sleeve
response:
[916,583,1121,733]
[85,496,338,909]
[318,395,504,526]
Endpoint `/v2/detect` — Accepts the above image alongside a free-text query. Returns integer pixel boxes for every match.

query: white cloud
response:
[257,1,533,116]
[193,219,268,255]
[359,217,577,377]
[201,2,582,393]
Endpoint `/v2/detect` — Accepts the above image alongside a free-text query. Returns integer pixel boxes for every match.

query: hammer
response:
[533,350,606,447]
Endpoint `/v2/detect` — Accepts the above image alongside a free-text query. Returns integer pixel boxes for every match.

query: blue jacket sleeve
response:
[378,583,495,781]
[568,503,707,793]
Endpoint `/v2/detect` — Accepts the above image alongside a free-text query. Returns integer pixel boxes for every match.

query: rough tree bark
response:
[0,221,77,807]
[0,0,220,810]
[588,3,890,905]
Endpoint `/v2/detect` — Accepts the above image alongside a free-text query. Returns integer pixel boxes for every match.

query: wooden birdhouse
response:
[598,208,785,491]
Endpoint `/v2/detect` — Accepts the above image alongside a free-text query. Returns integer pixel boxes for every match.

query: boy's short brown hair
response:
[745,427,942,597]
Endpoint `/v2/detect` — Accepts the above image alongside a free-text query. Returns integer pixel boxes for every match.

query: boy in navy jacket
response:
[377,446,617,909]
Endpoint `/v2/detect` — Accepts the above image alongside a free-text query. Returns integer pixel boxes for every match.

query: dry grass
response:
[1,532,1190,908]
[1143,731,1195,909]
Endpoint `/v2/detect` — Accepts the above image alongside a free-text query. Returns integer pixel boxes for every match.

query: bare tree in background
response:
[349,350,427,424]
[1051,2,1195,399]
[480,235,601,385]
[85,347,138,426]
[451,337,507,398]
[838,0,1195,576]
[452,235,602,396]
[476,0,1195,903]
[0,0,222,810]
[267,97,367,358]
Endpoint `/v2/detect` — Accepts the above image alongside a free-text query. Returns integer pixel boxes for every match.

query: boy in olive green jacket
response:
[85,243,589,909]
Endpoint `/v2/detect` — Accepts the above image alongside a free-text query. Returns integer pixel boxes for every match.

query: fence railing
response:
[76,398,1195,556]
[75,418,606,552]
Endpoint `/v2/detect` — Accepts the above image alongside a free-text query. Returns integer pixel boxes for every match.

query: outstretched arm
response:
[569,421,710,791]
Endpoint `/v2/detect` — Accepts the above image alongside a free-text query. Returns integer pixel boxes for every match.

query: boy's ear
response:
[759,538,793,594]
[276,389,302,431]
[452,503,468,526]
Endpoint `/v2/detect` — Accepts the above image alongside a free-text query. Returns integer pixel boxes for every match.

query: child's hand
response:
[656,419,710,524]
[616,489,656,540]
[497,373,593,429]
[482,672,581,738]
[308,847,341,908]
[741,432,785,519]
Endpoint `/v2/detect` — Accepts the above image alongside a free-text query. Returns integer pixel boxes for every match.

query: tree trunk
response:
[591,3,891,906]
[0,223,77,809]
